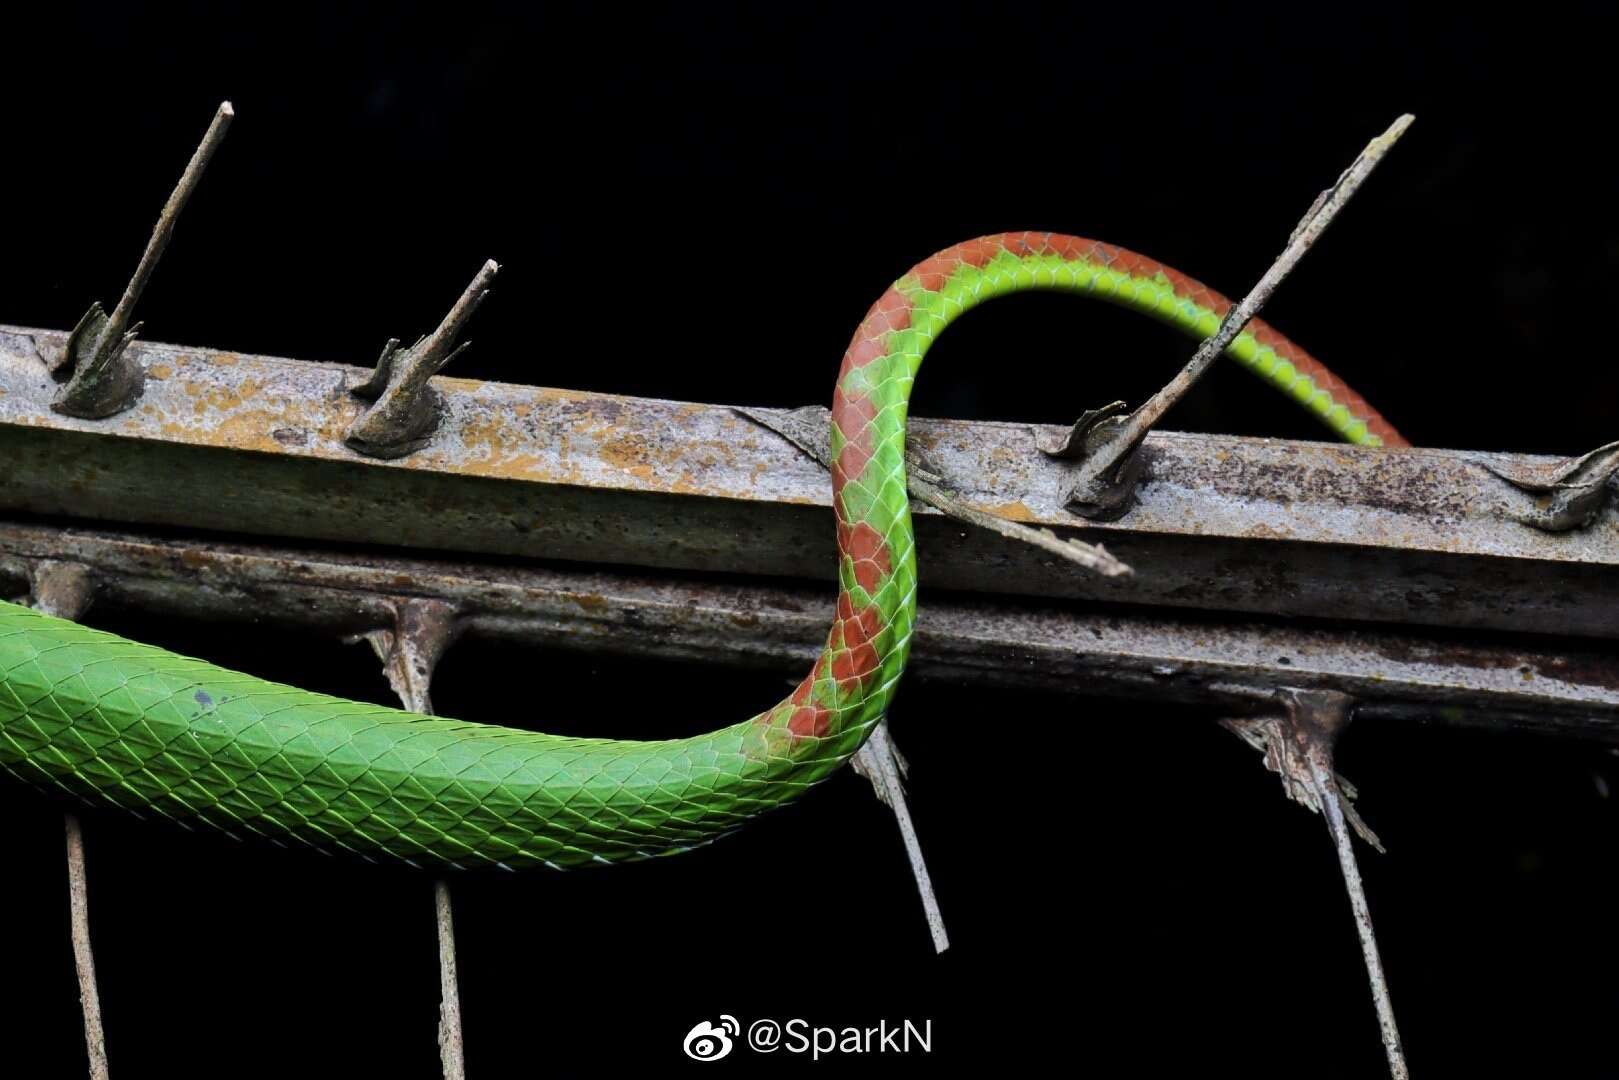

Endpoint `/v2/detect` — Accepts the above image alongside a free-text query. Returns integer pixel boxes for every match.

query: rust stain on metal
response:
[1368,635,1619,694]
[987,500,1036,522]
[598,433,653,479]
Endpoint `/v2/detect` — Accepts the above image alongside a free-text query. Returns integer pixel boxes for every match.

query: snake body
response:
[0,233,1406,869]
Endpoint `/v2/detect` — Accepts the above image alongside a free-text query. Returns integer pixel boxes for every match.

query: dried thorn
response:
[851,722,948,954]
[1482,438,1619,532]
[27,562,109,1080]
[1035,401,1130,460]
[1058,114,1415,519]
[28,560,96,623]
[733,404,830,467]
[64,814,110,1080]
[1220,703,1383,852]
[350,598,465,1080]
[850,720,912,804]
[53,102,234,419]
[1225,689,1407,1079]
[434,879,466,1080]
[347,597,461,714]
[735,405,1132,578]
[25,332,53,373]
[346,260,500,459]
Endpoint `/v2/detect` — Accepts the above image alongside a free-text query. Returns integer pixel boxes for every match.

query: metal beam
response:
[2,324,1614,640]
[0,522,1612,739]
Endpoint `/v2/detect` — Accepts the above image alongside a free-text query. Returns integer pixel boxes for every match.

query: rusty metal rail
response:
[0,522,1613,739]
[3,324,1615,642]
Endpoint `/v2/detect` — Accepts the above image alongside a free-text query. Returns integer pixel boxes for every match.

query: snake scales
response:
[0,233,1405,870]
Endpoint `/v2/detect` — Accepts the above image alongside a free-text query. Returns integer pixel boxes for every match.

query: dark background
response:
[2,4,1616,1077]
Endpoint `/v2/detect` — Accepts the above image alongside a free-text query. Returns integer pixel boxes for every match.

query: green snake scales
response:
[0,233,1406,870]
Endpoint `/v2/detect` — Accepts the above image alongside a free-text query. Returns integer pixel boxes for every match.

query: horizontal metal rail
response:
[2,325,1614,642]
[1,522,1612,739]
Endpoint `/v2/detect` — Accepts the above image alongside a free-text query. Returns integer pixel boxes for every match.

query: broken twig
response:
[347,260,500,459]
[736,404,1131,578]
[28,561,110,1080]
[1224,690,1407,1079]
[351,599,467,1080]
[851,724,950,953]
[1054,114,1415,517]
[1483,437,1619,532]
[52,102,234,419]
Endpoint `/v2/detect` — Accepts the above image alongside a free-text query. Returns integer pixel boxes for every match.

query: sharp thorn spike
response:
[345,261,501,459]
[52,103,234,419]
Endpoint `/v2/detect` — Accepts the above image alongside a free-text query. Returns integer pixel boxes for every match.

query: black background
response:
[2,4,1617,1077]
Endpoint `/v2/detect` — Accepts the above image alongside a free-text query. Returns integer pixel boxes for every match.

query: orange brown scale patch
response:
[830,592,883,691]
[955,236,1001,268]
[833,435,873,491]
[788,705,832,739]
[910,257,956,291]
[830,359,886,503]
[1046,234,1095,261]
[833,385,878,432]
[784,658,834,739]
[841,287,916,371]
[856,287,913,338]
[1001,231,1051,256]
[829,455,878,511]
[838,520,892,594]
[845,337,888,370]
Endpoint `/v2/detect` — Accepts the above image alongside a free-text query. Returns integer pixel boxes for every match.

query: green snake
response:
[0,233,1406,870]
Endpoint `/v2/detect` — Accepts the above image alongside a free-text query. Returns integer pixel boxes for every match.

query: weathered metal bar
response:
[1,325,1612,640]
[1,522,1612,739]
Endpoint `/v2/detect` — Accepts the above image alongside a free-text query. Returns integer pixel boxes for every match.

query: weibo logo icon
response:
[682,1015,739,1061]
